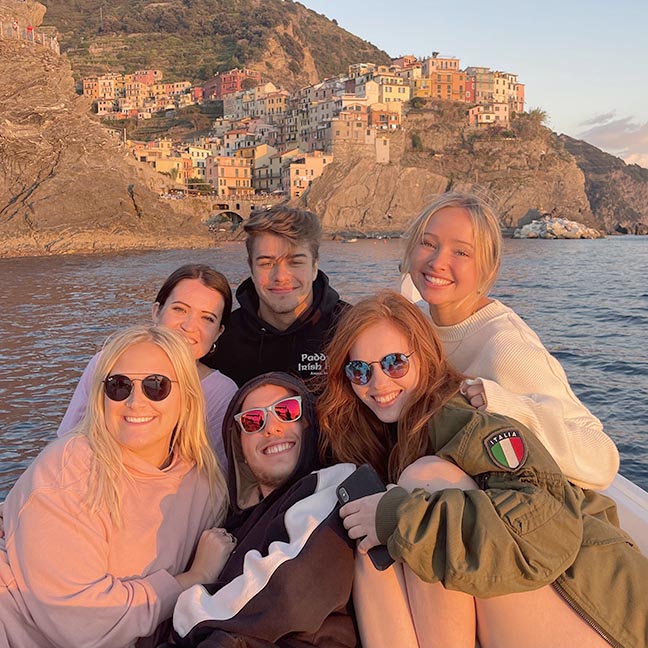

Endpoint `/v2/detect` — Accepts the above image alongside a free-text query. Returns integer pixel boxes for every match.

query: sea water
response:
[1,237,647,497]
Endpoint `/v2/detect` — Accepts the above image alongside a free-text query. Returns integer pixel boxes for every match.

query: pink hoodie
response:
[0,435,219,647]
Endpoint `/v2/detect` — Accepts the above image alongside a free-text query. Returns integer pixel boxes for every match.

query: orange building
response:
[391,55,418,68]
[132,69,163,85]
[413,69,466,101]
[368,104,401,130]
[82,77,99,99]
[205,156,254,196]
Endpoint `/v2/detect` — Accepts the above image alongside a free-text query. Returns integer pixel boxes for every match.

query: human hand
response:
[0,501,4,540]
[460,378,487,411]
[339,492,384,554]
[176,527,237,590]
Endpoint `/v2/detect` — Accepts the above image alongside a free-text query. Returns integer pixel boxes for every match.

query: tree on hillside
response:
[409,96,426,110]
[512,107,550,139]
[528,107,548,125]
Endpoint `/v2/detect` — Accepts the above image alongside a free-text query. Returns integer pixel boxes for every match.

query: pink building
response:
[203,68,263,101]
[133,69,163,85]
[391,55,417,69]
[464,77,476,103]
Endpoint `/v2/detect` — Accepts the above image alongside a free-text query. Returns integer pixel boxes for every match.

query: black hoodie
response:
[205,271,349,389]
[171,373,358,648]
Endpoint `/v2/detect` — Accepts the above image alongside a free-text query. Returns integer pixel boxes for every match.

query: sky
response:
[300,0,648,168]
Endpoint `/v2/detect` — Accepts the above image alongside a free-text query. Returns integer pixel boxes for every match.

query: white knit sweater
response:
[433,300,619,490]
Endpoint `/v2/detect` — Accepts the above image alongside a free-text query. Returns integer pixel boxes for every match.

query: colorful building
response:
[468,102,510,128]
[203,68,263,101]
[422,53,461,75]
[205,155,254,196]
[464,66,494,103]
[283,151,333,199]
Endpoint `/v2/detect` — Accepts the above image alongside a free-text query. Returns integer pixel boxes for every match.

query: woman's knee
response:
[399,456,478,492]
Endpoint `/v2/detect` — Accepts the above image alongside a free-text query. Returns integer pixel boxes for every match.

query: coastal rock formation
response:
[560,135,648,235]
[306,104,596,234]
[513,217,603,239]
[0,2,213,258]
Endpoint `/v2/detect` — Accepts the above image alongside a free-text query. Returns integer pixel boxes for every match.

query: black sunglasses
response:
[103,374,177,402]
[344,352,414,386]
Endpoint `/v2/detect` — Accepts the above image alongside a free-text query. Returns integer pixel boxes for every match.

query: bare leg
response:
[398,457,479,648]
[352,554,419,648]
[403,569,476,648]
[476,586,612,648]
[398,458,611,648]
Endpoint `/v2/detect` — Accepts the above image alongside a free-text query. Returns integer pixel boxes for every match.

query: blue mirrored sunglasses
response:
[344,352,414,386]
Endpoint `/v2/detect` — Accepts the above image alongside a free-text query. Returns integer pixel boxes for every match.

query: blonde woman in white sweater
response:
[400,192,618,490]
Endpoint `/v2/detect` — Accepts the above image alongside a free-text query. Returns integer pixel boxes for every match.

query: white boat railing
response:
[602,474,648,554]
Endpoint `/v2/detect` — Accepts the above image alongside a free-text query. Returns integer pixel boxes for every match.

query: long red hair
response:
[318,291,464,482]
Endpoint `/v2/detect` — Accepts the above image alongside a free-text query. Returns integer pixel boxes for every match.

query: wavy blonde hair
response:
[401,191,502,296]
[317,291,464,482]
[78,325,227,525]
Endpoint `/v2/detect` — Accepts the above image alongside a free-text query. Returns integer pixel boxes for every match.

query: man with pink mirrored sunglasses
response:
[168,372,359,648]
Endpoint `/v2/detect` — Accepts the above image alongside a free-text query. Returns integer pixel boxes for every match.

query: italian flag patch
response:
[485,429,527,471]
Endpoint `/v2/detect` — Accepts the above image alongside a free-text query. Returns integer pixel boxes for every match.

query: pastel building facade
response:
[468,102,510,128]
[205,155,254,196]
[282,151,333,199]
[202,68,263,101]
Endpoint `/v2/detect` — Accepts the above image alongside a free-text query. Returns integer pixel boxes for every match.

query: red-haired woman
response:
[318,291,646,648]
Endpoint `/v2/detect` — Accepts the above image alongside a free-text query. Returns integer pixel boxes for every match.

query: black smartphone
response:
[336,464,395,571]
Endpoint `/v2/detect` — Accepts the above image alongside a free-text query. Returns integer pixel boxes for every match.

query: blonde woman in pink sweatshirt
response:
[0,326,232,648]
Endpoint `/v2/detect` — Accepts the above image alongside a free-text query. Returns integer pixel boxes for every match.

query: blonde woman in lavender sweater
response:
[400,191,618,490]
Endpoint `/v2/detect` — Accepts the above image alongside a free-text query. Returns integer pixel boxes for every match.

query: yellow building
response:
[153,154,194,185]
[83,73,124,100]
[187,146,211,180]
[255,148,303,193]
[205,156,254,196]
[493,71,525,113]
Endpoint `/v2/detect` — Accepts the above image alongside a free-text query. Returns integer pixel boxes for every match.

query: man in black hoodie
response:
[170,372,358,648]
[205,207,348,389]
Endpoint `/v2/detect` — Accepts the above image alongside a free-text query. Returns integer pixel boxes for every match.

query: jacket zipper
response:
[552,581,620,648]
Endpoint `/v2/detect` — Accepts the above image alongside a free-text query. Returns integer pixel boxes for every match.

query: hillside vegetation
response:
[40,0,391,86]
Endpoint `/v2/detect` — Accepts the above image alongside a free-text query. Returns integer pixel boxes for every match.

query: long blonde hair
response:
[401,191,502,296]
[317,292,464,482]
[79,325,227,525]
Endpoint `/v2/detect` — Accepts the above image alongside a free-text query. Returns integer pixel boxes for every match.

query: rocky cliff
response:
[306,104,597,234]
[3,2,647,259]
[0,3,214,258]
[560,135,648,234]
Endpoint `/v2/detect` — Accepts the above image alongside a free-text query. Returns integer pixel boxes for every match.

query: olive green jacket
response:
[376,397,646,648]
